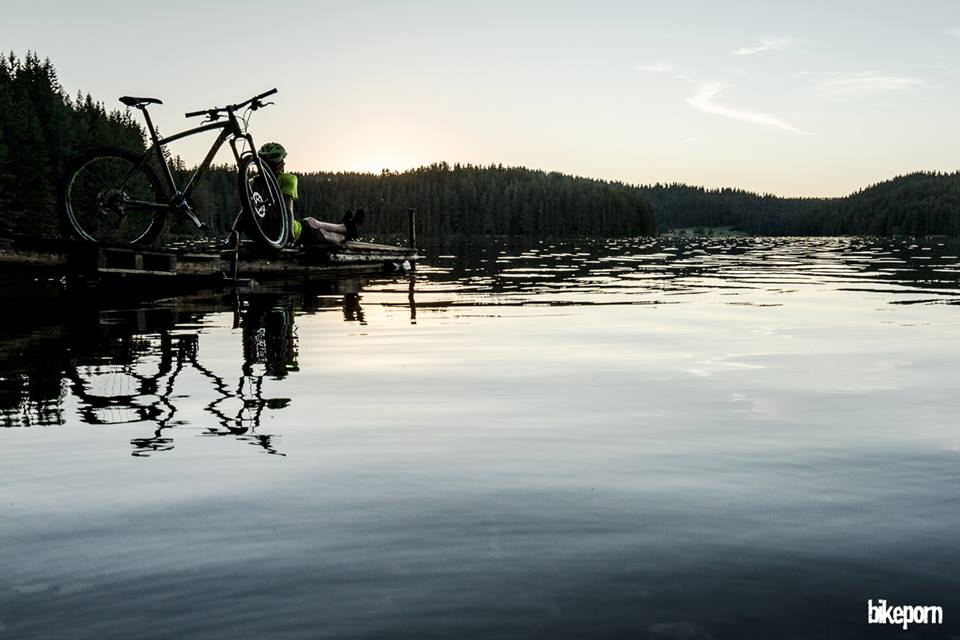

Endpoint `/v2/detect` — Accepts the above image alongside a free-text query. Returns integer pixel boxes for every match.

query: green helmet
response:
[259,142,287,164]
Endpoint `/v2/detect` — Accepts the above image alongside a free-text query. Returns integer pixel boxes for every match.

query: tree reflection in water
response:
[0,275,390,457]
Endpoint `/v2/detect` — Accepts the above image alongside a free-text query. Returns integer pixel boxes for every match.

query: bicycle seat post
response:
[139,107,162,146]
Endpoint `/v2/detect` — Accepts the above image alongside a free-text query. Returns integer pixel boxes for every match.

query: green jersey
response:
[278,172,298,200]
[277,172,300,240]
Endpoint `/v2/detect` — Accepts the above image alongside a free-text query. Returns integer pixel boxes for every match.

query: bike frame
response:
[131,106,259,226]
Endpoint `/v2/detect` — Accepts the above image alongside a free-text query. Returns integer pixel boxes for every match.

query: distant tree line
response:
[642,176,960,237]
[1,52,957,241]
[186,168,960,240]
[640,184,830,235]
[297,163,657,237]
[0,52,145,237]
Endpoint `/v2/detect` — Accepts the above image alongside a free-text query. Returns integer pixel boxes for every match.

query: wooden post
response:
[228,230,239,282]
[408,275,417,324]
[408,208,417,249]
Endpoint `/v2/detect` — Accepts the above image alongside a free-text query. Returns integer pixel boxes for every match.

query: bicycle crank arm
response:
[177,201,205,228]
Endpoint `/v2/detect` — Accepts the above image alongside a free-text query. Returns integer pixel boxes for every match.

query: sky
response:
[4,0,960,196]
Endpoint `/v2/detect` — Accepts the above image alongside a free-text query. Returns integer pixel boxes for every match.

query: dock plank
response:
[0,234,420,285]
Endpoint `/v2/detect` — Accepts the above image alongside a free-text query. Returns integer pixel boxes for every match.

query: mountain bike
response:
[59,88,289,250]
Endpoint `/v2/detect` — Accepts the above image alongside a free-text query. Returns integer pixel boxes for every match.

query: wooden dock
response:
[0,235,420,287]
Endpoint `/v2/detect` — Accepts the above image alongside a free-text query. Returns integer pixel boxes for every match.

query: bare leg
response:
[305,218,347,234]
[303,217,346,245]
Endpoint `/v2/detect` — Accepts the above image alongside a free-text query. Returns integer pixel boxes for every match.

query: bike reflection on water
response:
[0,275,412,456]
[124,309,293,458]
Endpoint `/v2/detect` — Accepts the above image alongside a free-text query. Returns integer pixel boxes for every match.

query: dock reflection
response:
[0,275,401,457]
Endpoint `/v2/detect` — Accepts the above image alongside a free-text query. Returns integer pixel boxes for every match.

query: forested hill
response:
[794,172,960,237]
[639,173,960,237]
[292,164,656,238]
[0,53,146,236]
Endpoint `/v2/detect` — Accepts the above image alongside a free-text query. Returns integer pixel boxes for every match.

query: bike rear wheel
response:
[60,147,166,245]
[238,155,288,250]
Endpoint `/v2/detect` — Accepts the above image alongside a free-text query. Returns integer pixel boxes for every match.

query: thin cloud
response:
[635,62,695,83]
[950,27,960,37]
[688,82,808,135]
[733,38,791,56]
[636,62,675,73]
[818,72,925,93]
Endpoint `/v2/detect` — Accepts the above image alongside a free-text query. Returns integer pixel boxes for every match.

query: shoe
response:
[343,208,364,241]
[341,210,354,236]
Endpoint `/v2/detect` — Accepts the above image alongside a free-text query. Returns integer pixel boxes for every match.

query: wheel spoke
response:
[62,150,165,245]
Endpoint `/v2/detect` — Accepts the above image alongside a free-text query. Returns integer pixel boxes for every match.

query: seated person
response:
[258,142,364,246]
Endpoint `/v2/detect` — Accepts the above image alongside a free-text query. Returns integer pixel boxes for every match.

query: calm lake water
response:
[1,236,959,639]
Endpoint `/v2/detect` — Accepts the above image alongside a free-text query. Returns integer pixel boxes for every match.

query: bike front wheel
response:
[238,155,288,250]
[60,147,167,245]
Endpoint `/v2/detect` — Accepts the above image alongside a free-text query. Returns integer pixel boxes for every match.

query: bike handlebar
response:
[185,88,278,119]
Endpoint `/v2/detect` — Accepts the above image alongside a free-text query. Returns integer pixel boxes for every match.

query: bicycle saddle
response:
[119,96,163,108]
